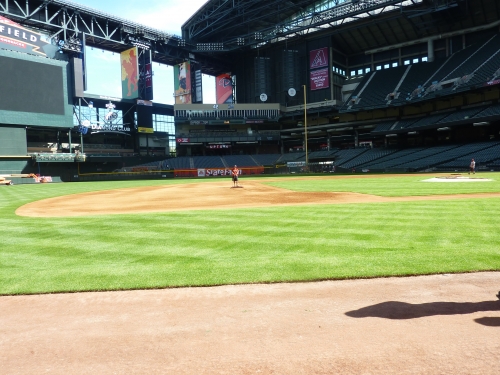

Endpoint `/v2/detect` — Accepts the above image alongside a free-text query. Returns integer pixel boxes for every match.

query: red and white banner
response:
[310,68,329,90]
[176,137,190,143]
[216,73,233,104]
[175,167,264,178]
[309,47,329,69]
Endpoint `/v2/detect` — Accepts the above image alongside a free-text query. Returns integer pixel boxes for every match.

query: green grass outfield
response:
[1,173,500,295]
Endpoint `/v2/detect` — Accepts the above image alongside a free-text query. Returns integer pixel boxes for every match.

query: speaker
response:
[136,104,153,129]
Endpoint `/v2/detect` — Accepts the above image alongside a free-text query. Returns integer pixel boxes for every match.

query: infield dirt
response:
[15,175,500,217]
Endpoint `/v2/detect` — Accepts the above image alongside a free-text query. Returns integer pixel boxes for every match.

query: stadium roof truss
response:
[184,0,426,50]
[1,0,498,73]
[183,0,500,56]
[0,0,229,74]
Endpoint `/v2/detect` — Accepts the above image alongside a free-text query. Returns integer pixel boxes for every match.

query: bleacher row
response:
[130,141,500,173]
[372,102,500,134]
[342,33,500,112]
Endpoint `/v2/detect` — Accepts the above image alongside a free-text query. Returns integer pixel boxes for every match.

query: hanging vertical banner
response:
[138,49,153,100]
[193,69,203,103]
[121,46,139,99]
[174,61,192,104]
[145,63,152,88]
[216,73,233,104]
[309,47,329,69]
[310,67,329,90]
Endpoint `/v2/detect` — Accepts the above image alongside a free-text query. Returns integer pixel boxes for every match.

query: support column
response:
[427,39,435,62]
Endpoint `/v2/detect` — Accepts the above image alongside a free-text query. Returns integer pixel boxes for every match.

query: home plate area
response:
[424,174,493,182]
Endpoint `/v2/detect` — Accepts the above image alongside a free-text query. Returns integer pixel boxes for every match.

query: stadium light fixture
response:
[126,35,151,50]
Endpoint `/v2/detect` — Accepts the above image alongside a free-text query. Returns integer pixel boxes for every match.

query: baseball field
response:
[1,173,500,374]
[2,172,500,295]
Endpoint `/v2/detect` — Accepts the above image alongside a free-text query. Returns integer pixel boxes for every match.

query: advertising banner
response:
[194,69,203,103]
[310,68,329,90]
[216,73,233,104]
[175,167,264,178]
[0,15,56,57]
[145,63,152,88]
[120,47,139,99]
[174,61,192,104]
[309,47,329,69]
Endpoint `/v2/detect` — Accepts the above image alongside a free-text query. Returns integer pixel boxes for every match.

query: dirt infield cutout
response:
[16,175,500,217]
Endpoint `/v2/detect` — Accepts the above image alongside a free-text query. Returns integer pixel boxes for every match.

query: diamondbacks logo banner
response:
[309,47,329,69]
[120,47,139,99]
[216,73,233,104]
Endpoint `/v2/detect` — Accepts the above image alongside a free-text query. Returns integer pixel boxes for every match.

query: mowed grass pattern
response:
[1,174,500,295]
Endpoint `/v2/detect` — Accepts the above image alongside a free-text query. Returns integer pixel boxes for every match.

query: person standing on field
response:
[469,158,476,174]
[232,165,240,187]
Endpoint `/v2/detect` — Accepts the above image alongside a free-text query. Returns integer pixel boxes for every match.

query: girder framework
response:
[183,0,499,58]
[184,0,424,50]
[0,0,229,74]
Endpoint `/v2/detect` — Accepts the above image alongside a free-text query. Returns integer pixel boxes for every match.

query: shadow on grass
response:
[345,300,500,320]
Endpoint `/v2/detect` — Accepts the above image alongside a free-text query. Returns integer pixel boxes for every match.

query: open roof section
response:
[0,0,231,74]
[182,0,500,56]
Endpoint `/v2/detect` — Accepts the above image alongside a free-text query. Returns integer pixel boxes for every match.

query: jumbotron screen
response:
[0,55,65,115]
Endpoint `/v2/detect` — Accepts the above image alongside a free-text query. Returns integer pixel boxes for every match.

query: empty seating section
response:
[362,148,427,170]
[390,118,419,131]
[340,75,372,112]
[386,145,463,170]
[372,102,500,134]
[391,61,441,105]
[473,102,500,118]
[451,35,500,79]
[342,34,500,112]
[349,66,408,110]
[277,153,306,163]
[308,150,338,159]
[193,156,225,168]
[405,113,449,130]
[435,142,500,170]
[334,149,367,167]
[167,157,191,170]
[224,155,259,167]
[372,120,397,133]
[431,48,478,83]
[123,140,500,173]
[339,149,397,169]
[437,105,488,124]
[251,154,282,165]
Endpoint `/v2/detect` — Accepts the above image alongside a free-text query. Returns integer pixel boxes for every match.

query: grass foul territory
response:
[1,173,500,295]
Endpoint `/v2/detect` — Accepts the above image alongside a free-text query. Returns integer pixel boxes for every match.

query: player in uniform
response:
[232,165,239,187]
[469,158,475,174]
